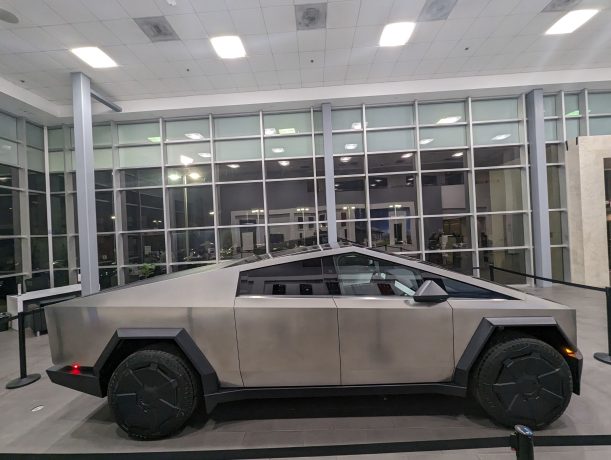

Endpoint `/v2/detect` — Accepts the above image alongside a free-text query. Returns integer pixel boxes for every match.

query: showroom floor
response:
[1,285,611,458]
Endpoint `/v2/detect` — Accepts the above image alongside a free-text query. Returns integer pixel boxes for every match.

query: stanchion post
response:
[5,311,41,389]
[510,425,534,460]
[489,264,495,282]
[594,287,611,365]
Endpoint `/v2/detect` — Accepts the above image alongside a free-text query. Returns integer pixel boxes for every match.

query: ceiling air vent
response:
[134,16,179,42]
[418,0,457,22]
[295,3,327,30]
[542,0,583,12]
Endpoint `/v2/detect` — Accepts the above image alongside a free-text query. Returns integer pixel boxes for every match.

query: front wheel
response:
[473,337,572,429]
[107,348,199,440]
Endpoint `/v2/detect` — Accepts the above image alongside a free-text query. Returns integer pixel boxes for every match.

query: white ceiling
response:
[0,0,611,120]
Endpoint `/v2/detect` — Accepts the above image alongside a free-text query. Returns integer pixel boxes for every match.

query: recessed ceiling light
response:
[375,178,382,182]
[344,143,358,150]
[227,163,240,168]
[401,152,413,158]
[351,122,362,130]
[278,160,290,166]
[147,136,161,143]
[339,156,352,163]
[210,35,246,59]
[379,22,416,47]
[437,116,461,124]
[419,138,434,145]
[264,128,277,135]
[279,128,296,134]
[492,134,511,141]
[545,9,599,35]
[70,47,118,68]
[198,152,211,158]
[452,151,464,157]
[180,155,194,165]
[168,173,181,181]
[189,172,201,179]
[272,147,285,154]
[185,132,205,140]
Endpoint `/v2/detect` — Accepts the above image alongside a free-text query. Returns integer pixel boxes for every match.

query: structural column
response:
[321,103,337,244]
[72,72,99,295]
[526,89,552,286]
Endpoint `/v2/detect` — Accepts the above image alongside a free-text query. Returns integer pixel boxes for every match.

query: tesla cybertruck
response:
[45,244,582,440]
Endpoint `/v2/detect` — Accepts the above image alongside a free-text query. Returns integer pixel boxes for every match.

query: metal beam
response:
[321,103,338,245]
[72,72,100,295]
[90,88,122,113]
[526,89,552,287]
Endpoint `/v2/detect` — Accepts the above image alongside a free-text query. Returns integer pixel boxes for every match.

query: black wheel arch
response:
[454,317,582,395]
[94,328,219,398]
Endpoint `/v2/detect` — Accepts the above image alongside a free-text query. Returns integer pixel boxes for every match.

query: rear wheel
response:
[473,337,572,429]
[108,348,199,440]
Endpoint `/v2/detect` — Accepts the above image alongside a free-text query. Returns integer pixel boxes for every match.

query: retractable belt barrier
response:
[4,307,45,389]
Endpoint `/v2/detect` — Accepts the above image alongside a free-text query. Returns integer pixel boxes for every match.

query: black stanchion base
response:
[5,373,41,389]
[594,352,611,365]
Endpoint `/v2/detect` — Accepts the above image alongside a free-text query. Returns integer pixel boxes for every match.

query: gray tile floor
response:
[1,285,611,458]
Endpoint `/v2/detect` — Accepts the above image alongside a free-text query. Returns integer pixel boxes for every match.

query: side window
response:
[334,253,424,296]
[425,275,512,299]
[238,257,338,296]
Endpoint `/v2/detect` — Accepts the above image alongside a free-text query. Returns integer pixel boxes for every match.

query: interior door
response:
[331,252,455,385]
[234,257,341,387]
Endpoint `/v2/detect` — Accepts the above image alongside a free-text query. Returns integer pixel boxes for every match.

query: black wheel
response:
[473,337,572,429]
[108,348,199,440]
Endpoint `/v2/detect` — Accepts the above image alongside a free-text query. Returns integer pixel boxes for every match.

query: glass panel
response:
[479,249,527,284]
[98,234,116,266]
[0,188,21,235]
[419,126,467,149]
[0,239,22,274]
[547,166,564,209]
[100,268,118,289]
[215,161,262,181]
[564,94,580,117]
[215,138,261,161]
[53,269,70,287]
[166,165,212,184]
[418,101,465,125]
[171,229,216,262]
[121,189,164,231]
[0,112,17,140]
[421,149,467,170]
[424,216,471,250]
[366,105,413,128]
[313,110,322,131]
[48,128,64,150]
[590,117,611,136]
[217,183,264,226]
[117,122,160,144]
[472,98,519,121]
[545,119,559,141]
[26,123,44,149]
[474,146,522,168]
[93,125,112,146]
[333,132,363,154]
[95,148,113,169]
[31,237,49,270]
[335,178,367,219]
[543,95,557,117]
[425,251,473,275]
[0,138,19,166]
[546,144,564,163]
[336,220,368,245]
[551,247,568,281]
[314,134,323,155]
[124,265,166,284]
[475,169,524,212]
[332,109,362,130]
[95,170,114,189]
[119,168,162,187]
[29,193,48,235]
[124,232,166,264]
[172,263,213,272]
[96,191,115,232]
[166,142,211,165]
[315,157,325,176]
[50,195,66,234]
[367,129,415,152]
[52,236,68,268]
[267,180,316,224]
[264,135,312,158]
[218,226,266,259]
[168,186,214,228]
[368,152,415,173]
[473,122,521,145]
[370,218,419,251]
[334,154,364,175]
[165,118,210,141]
[369,174,417,218]
[549,210,566,245]
[269,224,318,251]
[118,146,161,168]
[317,178,326,214]
[265,158,314,179]
[588,92,611,115]
[214,115,260,137]
[238,258,328,296]
[422,171,469,215]
[566,118,580,140]
[264,112,311,135]
[477,213,526,248]
[0,164,20,188]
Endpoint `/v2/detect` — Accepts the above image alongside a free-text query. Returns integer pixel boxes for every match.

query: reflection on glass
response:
[418,101,465,125]
[421,149,467,170]
[215,161,262,181]
[564,94,580,117]
[165,118,210,141]
[124,265,167,284]
[31,237,49,270]
[166,165,212,185]
[549,211,565,245]
[96,191,115,232]
[0,112,18,140]
[473,122,521,145]
[0,238,21,273]
[474,146,522,168]
[475,169,524,212]
[422,172,469,215]
[419,126,467,149]
[267,180,316,224]
[122,189,164,231]
[98,234,116,266]
[336,220,368,245]
[545,144,563,163]
[472,98,519,121]
[545,119,559,141]
[119,168,162,187]
[369,174,417,218]
[335,178,367,219]
[371,218,419,251]
[366,105,413,128]
[551,247,568,281]
[0,138,18,166]
[26,272,50,291]
[588,92,611,115]
[124,232,166,264]
[426,251,473,275]
[0,188,21,235]
[566,118,580,140]
[95,170,113,189]
[589,117,611,136]
[367,129,415,152]
[168,186,214,228]
[51,195,66,234]
[332,132,363,154]
[264,112,311,135]
[166,142,211,165]
[117,123,160,144]
[118,146,161,168]
[214,115,260,138]
[217,183,264,226]
[368,152,415,173]
[332,109,362,130]
[269,224,317,252]
[29,193,48,235]
[100,268,118,289]
[547,166,564,209]
[264,135,312,158]
[171,229,216,262]
[218,226,266,259]
[424,216,471,250]
[214,138,261,161]
[334,154,364,175]
[477,213,525,248]
[265,158,314,179]
[479,249,527,284]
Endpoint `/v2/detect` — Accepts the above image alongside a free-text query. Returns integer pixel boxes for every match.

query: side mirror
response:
[413,280,449,303]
